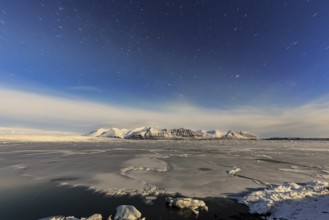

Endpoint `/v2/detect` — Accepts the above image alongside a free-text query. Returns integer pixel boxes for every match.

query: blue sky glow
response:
[1,0,329,136]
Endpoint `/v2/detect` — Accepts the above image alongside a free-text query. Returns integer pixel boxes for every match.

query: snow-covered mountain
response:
[221,130,258,140]
[88,127,130,138]
[87,127,257,140]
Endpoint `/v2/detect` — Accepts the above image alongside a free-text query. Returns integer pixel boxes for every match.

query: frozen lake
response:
[0,139,328,219]
[1,140,328,197]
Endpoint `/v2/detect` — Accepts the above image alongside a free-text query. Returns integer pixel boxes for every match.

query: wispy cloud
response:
[0,87,328,137]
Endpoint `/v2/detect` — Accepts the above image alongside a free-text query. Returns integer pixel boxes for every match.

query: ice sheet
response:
[0,140,328,219]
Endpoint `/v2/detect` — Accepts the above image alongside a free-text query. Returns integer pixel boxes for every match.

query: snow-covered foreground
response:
[240,181,329,219]
[0,140,328,219]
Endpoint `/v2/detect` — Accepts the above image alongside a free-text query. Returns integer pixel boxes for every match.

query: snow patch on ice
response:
[278,168,311,174]
[91,172,164,196]
[120,156,169,176]
[10,164,27,170]
[120,166,167,175]
[226,167,241,175]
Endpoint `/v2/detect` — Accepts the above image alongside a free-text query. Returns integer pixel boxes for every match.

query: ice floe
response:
[39,214,103,220]
[114,205,144,220]
[165,197,208,215]
[82,214,103,220]
[39,205,146,220]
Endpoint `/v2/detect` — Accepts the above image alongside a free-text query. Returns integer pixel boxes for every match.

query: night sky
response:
[1,0,329,136]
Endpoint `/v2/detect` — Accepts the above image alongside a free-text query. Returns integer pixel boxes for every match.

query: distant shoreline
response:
[264,137,329,141]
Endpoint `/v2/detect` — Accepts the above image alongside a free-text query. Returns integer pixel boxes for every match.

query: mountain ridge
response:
[87,127,258,140]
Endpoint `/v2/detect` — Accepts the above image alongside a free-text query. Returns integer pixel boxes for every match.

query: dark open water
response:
[0,169,263,220]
